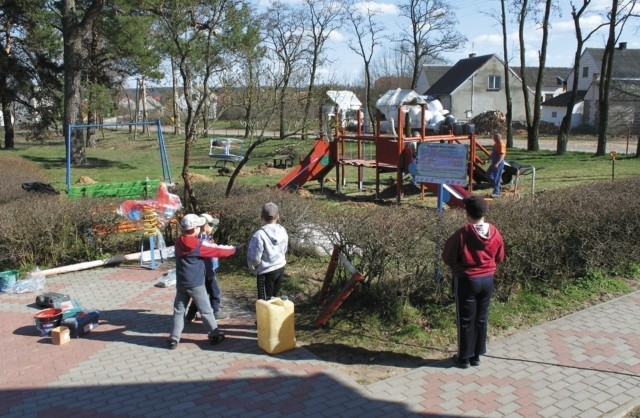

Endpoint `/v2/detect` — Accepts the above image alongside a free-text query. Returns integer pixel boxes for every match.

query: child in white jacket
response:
[247,202,288,300]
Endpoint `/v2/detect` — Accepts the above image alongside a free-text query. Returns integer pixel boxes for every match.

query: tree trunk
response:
[63,32,87,166]
[181,133,198,213]
[302,54,318,141]
[556,117,569,154]
[171,59,181,135]
[141,77,148,134]
[500,0,513,148]
[596,0,618,156]
[61,0,104,167]
[2,95,15,149]
[517,0,534,150]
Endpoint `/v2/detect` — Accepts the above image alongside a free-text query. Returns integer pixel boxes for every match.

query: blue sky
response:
[313,0,638,83]
[147,0,636,87]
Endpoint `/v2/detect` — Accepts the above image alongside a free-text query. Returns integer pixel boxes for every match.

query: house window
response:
[488,75,501,90]
[544,94,554,101]
[551,111,558,118]
[582,67,589,78]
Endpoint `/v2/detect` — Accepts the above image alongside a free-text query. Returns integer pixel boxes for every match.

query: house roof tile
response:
[426,54,494,95]
[586,47,640,79]
[541,90,587,106]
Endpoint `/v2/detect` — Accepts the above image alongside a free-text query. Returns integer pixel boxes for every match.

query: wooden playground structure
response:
[278,101,500,207]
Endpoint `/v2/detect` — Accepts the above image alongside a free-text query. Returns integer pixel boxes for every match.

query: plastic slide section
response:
[421,182,470,208]
[277,140,334,190]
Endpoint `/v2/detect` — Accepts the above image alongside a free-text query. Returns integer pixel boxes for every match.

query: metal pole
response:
[66,124,72,193]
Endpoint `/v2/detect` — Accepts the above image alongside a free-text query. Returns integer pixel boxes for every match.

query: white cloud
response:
[472,33,503,48]
[329,30,346,42]
[354,1,398,16]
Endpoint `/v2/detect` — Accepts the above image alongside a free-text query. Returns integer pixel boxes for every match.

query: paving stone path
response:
[1,264,639,417]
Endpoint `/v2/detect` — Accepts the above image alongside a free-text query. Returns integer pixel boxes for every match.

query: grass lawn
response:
[6,129,639,200]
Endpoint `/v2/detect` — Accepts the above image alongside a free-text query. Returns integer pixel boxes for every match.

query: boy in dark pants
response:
[167,214,239,350]
[247,202,288,300]
[442,196,505,368]
[185,214,228,321]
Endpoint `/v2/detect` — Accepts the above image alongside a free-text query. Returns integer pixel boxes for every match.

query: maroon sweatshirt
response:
[442,223,505,278]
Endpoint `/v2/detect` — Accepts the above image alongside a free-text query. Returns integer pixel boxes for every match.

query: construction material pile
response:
[471,110,506,135]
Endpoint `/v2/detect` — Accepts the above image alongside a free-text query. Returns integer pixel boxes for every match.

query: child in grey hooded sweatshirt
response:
[247,202,288,300]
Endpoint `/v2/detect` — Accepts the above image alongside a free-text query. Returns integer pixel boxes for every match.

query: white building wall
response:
[541,102,584,126]
[450,56,532,121]
[566,50,601,91]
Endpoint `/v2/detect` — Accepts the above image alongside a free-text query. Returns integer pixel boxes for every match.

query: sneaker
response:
[453,355,470,369]
[208,329,225,345]
[470,356,481,367]
[214,310,229,320]
[490,193,500,198]
[167,339,178,350]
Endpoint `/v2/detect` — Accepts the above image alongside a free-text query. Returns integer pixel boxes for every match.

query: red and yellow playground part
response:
[277,105,495,207]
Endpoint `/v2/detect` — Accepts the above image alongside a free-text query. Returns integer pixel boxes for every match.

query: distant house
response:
[517,67,570,102]
[566,43,640,130]
[541,90,587,127]
[423,54,534,121]
[414,66,450,96]
[418,54,574,123]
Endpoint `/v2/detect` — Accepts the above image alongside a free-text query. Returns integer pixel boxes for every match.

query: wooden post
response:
[317,246,341,306]
[314,247,365,328]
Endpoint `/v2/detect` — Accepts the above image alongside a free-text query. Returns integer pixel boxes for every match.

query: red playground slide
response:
[420,182,470,208]
[277,140,335,190]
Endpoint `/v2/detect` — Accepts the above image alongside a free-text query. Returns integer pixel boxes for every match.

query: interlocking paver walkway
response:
[2,263,639,417]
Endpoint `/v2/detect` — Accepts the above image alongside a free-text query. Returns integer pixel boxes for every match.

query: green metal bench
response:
[68,179,160,199]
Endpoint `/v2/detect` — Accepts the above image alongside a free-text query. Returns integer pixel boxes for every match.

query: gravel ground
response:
[478,138,637,154]
[478,136,637,154]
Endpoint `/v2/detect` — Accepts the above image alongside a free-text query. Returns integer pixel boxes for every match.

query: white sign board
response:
[414,143,469,186]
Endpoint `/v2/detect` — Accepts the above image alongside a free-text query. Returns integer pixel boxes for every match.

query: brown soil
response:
[188,173,214,183]
[75,176,97,184]
[247,163,284,176]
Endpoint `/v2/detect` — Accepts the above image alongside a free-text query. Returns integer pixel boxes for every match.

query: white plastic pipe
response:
[40,246,174,277]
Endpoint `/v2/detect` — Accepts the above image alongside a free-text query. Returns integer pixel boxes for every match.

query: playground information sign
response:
[414,143,469,186]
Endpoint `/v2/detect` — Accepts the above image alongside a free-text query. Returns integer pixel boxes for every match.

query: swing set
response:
[65,120,173,198]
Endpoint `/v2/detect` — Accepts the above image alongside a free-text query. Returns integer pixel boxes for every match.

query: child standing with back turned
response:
[247,202,288,301]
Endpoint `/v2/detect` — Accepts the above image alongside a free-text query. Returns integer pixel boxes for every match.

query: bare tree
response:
[371,46,414,82]
[264,2,309,139]
[397,0,466,90]
[60,0,105,166]
[345,0,384,133]
[556,0,606,155]
[516,0,553,151]
[499,0,514,148]
[300,0,344,140]
[151,0,244,211]
[595,0,637,156]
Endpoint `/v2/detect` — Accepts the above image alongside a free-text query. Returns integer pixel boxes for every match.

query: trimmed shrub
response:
[2,154,638,321]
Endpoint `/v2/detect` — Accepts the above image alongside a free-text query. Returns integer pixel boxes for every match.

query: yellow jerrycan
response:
[256,297,296,354]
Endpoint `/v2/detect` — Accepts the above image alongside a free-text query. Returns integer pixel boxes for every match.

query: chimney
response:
[619,42,627,50]
[469,53,476,58]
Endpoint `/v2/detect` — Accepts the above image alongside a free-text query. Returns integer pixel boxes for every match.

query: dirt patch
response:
[247,163,285,176]
[188,173,214,183]
[75,176,97,184]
